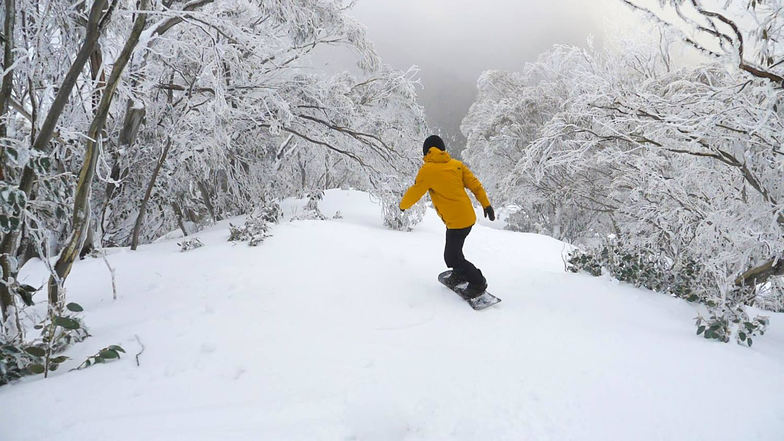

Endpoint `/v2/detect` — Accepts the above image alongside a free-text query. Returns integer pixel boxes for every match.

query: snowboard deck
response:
[437,270,501,311]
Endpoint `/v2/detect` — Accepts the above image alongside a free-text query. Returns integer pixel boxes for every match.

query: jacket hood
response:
[424,147,451,164]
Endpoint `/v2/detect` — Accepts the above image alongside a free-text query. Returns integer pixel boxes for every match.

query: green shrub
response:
[567,236,768,346]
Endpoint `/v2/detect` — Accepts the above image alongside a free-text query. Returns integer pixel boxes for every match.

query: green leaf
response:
[17,287,34,307]
[65,302,84,312]
[49,363,59,371]
[51,356,68,363]
[2,344,20,353]
[24,346,46,357]
[109,345,125,353]
[53,316,80,330]
[28,364,45,374]
[99,349,119,360]
[697,326,705,335]
[739,332,746,341]
[747,338,753,347]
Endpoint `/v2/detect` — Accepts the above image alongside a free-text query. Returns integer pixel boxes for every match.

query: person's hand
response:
[483,206,495,221]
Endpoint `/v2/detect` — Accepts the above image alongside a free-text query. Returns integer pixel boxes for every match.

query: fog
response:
[347,0,643,150]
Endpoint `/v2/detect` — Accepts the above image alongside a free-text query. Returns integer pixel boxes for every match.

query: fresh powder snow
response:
[1,190,782,441]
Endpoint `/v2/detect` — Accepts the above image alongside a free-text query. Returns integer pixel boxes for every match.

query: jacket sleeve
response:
[399,167,430,210]
[462,164,491,208]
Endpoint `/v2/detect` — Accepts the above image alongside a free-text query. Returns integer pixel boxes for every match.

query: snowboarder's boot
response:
[438,270,501,310]
[463,271,488,299]
[441,270,467,289]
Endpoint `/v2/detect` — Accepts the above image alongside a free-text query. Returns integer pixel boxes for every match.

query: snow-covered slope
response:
[2,190,783,441]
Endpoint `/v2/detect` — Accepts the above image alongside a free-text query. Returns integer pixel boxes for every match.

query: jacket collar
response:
[424,147,451,164]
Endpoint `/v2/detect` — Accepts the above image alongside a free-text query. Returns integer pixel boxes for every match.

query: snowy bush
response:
[695,311,769,347]
[568,238,772,347]
[0,342,40,386]
[0,302,89,386]
[291,192,327,221]
[567,236,706,303]
[756,279,784,313]
[503,206,594,243]
[44,305,90,355]
[229,203,282,247]
[375,183,426,232]
[229,221,271,247]
[177,238,204,253]
[74,345,126,370]
[384,204,425,232]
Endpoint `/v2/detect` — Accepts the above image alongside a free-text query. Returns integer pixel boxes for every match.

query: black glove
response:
[483,205,495,221]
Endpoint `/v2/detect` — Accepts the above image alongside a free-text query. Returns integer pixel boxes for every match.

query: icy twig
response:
[101,249,118,301]
[134,334,145,367]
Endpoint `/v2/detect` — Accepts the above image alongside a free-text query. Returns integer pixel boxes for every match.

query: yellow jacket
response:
[400,147,491,229]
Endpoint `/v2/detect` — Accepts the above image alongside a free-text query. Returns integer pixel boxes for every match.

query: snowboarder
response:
[399,134,495,298]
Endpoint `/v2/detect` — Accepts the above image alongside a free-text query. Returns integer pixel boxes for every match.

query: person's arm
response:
[462,164,491,208]
[462,164,495,220]
[399,167,430,210]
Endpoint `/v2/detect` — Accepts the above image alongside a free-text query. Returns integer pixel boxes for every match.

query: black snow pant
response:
[444,226,485,286]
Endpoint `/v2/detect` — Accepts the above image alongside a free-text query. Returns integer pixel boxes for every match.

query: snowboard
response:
[437,270,501,311]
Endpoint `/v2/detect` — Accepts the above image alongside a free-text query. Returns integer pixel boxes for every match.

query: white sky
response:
[345,0,655,148]
[350,0,616,80]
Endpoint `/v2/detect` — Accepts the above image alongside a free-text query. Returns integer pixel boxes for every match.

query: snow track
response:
[2,190,783,441]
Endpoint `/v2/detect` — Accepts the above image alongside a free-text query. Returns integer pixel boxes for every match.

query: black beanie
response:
[423,135,446,156]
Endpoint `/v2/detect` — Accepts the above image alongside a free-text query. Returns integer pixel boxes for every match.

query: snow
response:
[2,189,783,441]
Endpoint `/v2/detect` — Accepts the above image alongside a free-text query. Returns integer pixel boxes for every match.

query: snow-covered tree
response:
[0,0,426,350]
[461,1,784,342]
[461,46,598,241]
[1,0,122,338]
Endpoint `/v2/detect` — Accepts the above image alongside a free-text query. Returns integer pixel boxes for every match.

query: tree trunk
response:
[47,0,148,308]
[735,257,784,289]
[171,201,188,237]
[90,42,105,111]
[119,100,146,147]
[0,0,15,181]
[197,180,217,222]
[0,0,16,330]
[131,136,171,250]
[79,220,95,258]
[99,99,144,241]
[98,162,122,243]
